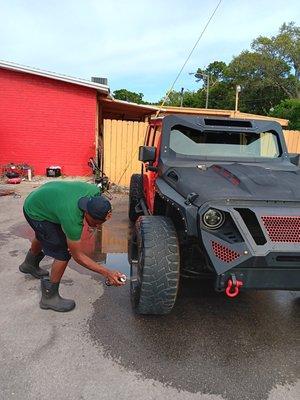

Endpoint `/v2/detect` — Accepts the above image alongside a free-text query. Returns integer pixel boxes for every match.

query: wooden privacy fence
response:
[283,130,300,153]
[103,121,300,187]
[103,119,147,186]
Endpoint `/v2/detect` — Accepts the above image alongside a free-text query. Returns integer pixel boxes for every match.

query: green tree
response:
[192,61,233,109]
[207,81,235,110]
[158,90,182,107]
[183,90,206,108]
[157,89,205,108]
[195,61,228,84]
[113,22,300,115]
[227,50,289,114]
[193,22,300,114]
[113,89,145,104]
[253,22,300,98]
[269,99,300,129]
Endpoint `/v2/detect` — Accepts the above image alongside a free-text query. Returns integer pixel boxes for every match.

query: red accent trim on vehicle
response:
[212,165,240,186]
[261,216,300,243]
[211,241,240,263]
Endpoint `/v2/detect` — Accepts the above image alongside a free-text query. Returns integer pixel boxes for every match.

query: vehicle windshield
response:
[169,125,281,159]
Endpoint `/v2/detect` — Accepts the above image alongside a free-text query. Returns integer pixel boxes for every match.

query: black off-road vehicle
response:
[128,115,300,314]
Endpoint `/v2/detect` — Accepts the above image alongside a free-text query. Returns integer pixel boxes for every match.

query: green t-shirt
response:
[24,181,100,241]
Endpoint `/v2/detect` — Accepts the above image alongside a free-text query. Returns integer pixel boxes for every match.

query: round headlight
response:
[202,209,225,230]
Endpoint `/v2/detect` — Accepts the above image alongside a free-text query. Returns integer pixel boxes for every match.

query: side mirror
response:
[139,146,156,163]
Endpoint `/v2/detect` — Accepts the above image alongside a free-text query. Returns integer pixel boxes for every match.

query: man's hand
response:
[105,270,126,287]
[67,239,126,287]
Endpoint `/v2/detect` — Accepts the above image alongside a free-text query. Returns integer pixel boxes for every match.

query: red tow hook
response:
[225,278,243,298]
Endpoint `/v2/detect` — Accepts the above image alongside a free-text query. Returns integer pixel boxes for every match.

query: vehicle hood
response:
[162,162,300,206]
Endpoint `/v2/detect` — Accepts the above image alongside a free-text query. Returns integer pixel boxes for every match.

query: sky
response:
[0,0,299,102]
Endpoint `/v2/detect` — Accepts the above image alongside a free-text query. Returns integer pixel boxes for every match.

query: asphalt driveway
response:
[0,182,299,400]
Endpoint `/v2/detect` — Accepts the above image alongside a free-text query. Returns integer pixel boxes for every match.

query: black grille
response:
[235,208,267,245]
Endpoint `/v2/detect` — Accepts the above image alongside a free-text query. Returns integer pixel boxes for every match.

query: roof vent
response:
[91,77,108,86]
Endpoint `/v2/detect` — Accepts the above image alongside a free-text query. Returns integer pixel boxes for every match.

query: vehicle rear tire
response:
[128,174,144,222]
[130,216,180,315]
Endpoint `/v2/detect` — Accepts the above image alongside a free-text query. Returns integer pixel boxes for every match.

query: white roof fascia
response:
[0,60,109,94]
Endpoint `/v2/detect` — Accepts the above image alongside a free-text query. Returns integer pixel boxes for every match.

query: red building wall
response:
[0,68,97,176]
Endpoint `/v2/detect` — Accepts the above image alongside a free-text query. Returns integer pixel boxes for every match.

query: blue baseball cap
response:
[78,195,112,220]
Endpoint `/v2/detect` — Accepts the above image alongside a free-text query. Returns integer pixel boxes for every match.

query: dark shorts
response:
[23,209,71,261]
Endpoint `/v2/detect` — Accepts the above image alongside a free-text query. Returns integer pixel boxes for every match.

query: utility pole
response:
[235,85,242,113]
[180,87,184,107]
[205,74,210,109]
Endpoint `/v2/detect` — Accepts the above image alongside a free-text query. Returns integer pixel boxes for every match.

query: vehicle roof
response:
[150,114,282,131]
[150,106,288,127]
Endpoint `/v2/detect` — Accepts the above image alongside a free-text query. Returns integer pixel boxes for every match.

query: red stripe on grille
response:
[261,216,300,243]
[211,241,240,263]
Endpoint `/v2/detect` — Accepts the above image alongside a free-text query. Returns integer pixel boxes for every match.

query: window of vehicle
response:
[169,125,281,158]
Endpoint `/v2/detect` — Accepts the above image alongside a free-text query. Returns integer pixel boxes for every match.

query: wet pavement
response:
[0,186,299,400]
[84,197,299,400]
[90,280,299,398]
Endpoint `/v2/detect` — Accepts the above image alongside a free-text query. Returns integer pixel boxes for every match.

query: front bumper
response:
[200,202,300,290]
[216,266,300,291]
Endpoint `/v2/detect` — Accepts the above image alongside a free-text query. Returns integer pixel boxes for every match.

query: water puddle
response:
[103,253,129,275]
[76,222,130,277]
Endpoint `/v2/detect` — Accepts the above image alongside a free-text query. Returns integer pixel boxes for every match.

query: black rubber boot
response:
[40,278,75,312]
[19,250,49,278]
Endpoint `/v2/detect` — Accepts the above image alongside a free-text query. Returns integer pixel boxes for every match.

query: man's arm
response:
[67,239,125,286]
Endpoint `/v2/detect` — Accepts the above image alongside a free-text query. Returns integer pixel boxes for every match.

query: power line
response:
[155,0,222,117]
[114,1,223,183]
[240,95,288,104]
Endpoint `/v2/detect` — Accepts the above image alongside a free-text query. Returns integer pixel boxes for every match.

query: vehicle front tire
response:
[130,216,180,315]
[128,174,143,222]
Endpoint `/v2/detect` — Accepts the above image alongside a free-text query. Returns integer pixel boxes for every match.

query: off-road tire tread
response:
[135,216,180,315]
[129,174,144,222]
